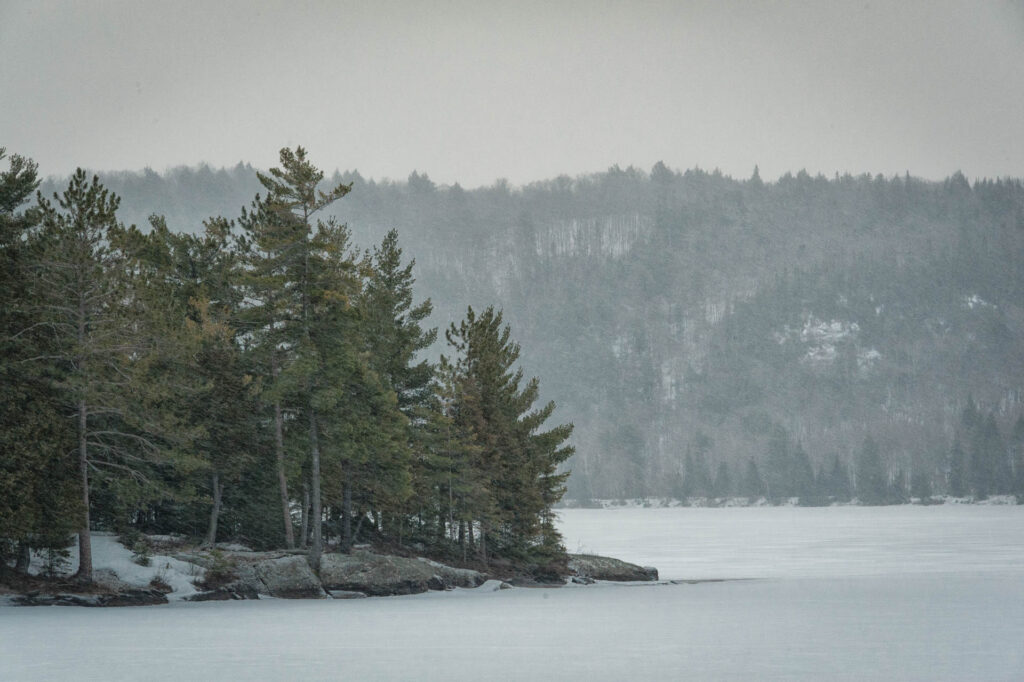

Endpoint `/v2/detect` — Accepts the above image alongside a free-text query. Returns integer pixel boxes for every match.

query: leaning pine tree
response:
[444,305,573,571]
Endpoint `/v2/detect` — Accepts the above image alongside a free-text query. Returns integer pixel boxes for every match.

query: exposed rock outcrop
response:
[567,554,658,582]
[254,555,327,599]
[319,551,487,596]
[14,589,168,607]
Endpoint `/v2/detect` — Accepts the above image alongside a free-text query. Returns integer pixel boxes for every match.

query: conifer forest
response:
[1,147,572,581]
[3,144,1024,582]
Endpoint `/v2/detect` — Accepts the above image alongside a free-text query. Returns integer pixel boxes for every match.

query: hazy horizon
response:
[3,0,1023,188]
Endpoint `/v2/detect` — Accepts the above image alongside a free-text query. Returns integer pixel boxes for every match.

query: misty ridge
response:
[40,160,1024,505]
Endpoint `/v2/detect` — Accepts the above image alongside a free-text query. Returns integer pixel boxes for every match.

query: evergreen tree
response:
[30,171,184,582]
[445,306,573,567]
[740,457,764,500]
[132,218,259,546]
[855,436,887,505]
[360,229,436,411]
[909,452,933,502]
[824,454,852,502]
[948,437,968,497]
[0,149,79,570]
[792,444,823,506]
[712,461,733,499]
[763,425,793,502]
[238,147,353,567]
[1011,416,1024,500]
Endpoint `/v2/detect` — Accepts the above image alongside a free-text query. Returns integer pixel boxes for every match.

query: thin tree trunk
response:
[14,542,31,574]
[76,397,92,583]
[300,480,310,549]
[341,477,353,553]
[205,472,223,547]
[459,521,466,563]
[274,398,295,549]
[309,406,322,570]
[352,509,366,547]
[480,524,487,566]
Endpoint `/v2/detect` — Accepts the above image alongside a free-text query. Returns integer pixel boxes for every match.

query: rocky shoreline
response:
[2,538,659,607]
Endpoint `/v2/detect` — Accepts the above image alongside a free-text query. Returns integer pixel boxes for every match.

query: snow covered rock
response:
[567,554,658,582]
[318,551,486,596]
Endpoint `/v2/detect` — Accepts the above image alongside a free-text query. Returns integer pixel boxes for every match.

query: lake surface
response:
[2,505,1023,681]
[558,504,1024,579]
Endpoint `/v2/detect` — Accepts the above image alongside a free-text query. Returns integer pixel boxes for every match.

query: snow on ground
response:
[2,506,1023,681]
[27,532,204,600]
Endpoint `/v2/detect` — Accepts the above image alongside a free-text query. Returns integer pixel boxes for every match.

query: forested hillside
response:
[38,161,1024,503]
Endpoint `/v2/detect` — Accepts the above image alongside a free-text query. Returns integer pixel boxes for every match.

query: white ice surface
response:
[2,506,1023,681]
[557,504,1024,580]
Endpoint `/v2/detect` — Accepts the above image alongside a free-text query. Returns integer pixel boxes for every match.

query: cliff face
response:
[49,166,1024,498]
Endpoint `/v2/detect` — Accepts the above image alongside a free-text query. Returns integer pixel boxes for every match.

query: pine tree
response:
[910,452,933,502]
[358,229,436,548]
[0,149,79,569]
[763,425,793,502]
[855,436,887,505]
[1011,416,1024,501]
[712,461,732,499]
[444,306,573,567]
[238,147,353,567]
[948,437,968,497]
[30,171,183,582]
[792,444,821,506]
[740,457,764,500]
[360,229,436,411]
[132,217,259,546]
[825,454,852,502]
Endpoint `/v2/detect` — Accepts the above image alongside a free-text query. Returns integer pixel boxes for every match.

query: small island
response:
[1,146,658,603]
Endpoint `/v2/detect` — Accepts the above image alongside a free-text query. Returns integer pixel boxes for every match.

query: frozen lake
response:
[2,505,1023,681]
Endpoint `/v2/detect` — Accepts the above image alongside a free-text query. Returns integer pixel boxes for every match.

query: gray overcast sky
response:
[2,0,1022,187]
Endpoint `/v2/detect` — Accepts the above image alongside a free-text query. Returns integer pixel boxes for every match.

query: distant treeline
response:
[34,158,1024,503]
[1,147,572,583]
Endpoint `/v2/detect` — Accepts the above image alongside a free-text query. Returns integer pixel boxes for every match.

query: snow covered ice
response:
[2,506,1023,681]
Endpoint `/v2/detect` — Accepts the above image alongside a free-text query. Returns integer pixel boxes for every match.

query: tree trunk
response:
[204,472,223,548]
[76,397,92,583]
[14,542,31,574]
[274,398,295,548]
[309,405,322,570]
[352,508,366,547]
[300,480,310,549]
[341,477,353,553]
